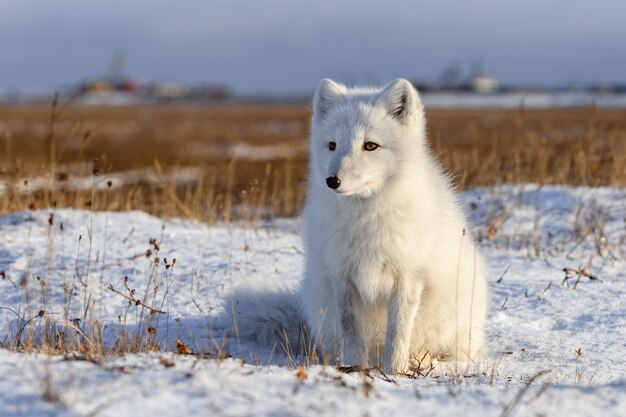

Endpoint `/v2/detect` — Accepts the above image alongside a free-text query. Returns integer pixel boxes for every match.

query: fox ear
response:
[313,79,345,120]
[378,79,421,124]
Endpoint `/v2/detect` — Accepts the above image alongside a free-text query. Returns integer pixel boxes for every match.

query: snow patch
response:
[1,184,625,415]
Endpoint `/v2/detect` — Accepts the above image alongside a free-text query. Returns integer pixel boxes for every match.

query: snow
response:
[421,91,626,108]
[5,91,626,108]
[2,350,625,417]
[186,141,308,160]
[1,184,626,416]
[0,167,205,196]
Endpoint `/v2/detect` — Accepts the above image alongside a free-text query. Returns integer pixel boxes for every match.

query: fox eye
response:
[328,142,336,151]
[363,142,379,151]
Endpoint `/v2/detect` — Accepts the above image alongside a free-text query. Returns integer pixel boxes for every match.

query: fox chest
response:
[323,217,416,302]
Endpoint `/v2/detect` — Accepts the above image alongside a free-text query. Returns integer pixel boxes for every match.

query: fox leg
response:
[336,279,368,367]
[383,278,423,374]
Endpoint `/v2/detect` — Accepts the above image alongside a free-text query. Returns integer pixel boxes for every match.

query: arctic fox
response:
[229,79,487,374]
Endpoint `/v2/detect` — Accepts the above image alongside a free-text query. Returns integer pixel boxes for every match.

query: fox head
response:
[309,78,426,199]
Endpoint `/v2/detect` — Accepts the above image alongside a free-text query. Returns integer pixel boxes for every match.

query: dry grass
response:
[1,102,309,221]
[1,102,626,222]
[1,218,234,360]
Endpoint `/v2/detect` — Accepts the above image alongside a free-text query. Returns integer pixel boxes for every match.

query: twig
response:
[496,263,511,283]
[500,370,551,417]
[562,267,602,289]
[191,297,204,313]
[107,284,168,314]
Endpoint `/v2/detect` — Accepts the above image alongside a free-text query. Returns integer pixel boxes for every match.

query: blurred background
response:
[1,0,625,221]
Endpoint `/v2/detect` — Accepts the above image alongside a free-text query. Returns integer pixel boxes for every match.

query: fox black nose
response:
[326,176,341,190]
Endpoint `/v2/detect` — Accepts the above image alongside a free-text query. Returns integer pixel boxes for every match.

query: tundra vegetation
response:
[0,101,625,415]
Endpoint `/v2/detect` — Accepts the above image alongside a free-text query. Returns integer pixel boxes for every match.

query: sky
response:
[1,0,625,94]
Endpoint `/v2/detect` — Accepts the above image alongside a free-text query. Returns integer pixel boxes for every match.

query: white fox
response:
[229,79,487,374]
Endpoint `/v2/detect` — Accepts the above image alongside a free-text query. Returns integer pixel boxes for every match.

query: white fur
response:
[225,282,304,352]
[301,78,488,373]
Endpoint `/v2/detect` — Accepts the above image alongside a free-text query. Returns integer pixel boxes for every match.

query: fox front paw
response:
[382,355,410,375]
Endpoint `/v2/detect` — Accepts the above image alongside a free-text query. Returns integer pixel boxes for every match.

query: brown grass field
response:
[1,102,625,221]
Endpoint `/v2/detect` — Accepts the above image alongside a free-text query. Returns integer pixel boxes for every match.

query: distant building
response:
[82,78,138,93]
[149,82,189,99]
[80,53,139,94]
[69,53,232,103]
[84,80,112,93]
[472,73,498,94]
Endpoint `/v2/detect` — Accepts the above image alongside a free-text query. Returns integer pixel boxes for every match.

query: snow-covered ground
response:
[1,185,625,416]
[421,91,626,108]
